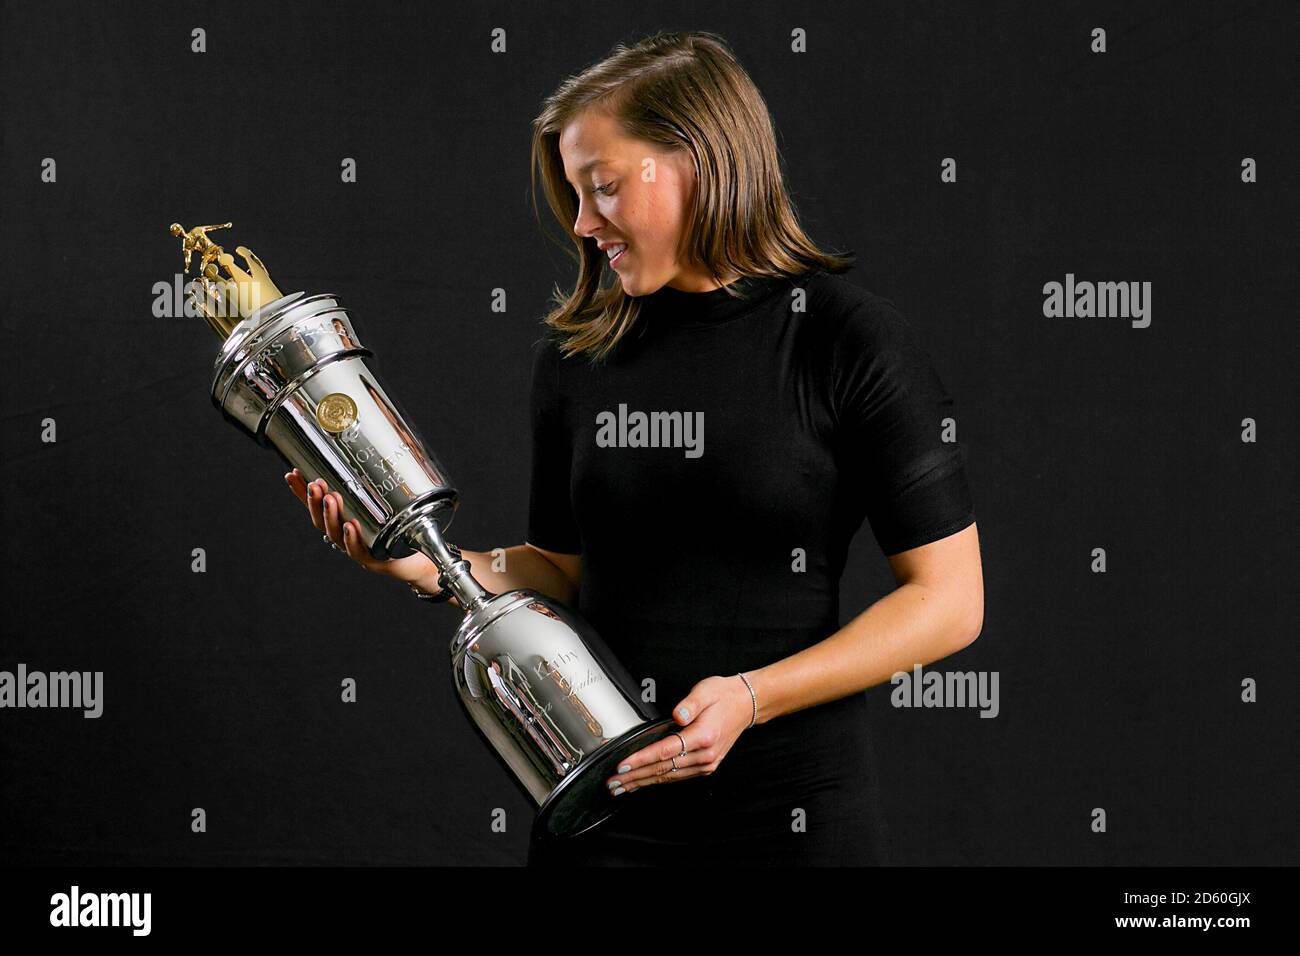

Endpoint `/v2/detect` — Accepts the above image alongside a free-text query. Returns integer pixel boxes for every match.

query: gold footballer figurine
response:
[169,221,285,338]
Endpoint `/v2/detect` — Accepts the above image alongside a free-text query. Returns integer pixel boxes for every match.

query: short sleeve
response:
[830,300,976,557]
[525,336,582,554]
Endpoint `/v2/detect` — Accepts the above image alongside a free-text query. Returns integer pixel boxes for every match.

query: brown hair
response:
[529,30,855,363]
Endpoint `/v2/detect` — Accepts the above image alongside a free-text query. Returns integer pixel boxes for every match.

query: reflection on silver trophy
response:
[170,222,674,839]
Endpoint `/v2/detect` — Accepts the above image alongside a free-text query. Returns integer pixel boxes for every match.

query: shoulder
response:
[793,271,918,356]
[530,328,560,361]
[529,328,579,375]
[528,331,568,404]
[529,328,598,407]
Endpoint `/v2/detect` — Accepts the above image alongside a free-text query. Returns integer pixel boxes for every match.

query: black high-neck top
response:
[635,274,789,328]
[524,268,975,865]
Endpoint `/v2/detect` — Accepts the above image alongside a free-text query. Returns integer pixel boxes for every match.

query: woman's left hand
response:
[605,674,755,796]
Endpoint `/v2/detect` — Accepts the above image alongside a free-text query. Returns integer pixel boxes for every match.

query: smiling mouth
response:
[607,243,628,267]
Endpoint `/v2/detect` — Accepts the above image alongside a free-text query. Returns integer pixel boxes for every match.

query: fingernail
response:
[607,779,619,789]
[612,787,626,796]
[618,763,631,773]
[676,708,689,720]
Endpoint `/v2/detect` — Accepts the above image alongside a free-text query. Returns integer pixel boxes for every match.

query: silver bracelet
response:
[736,672,757,728]
[409,580,454,603]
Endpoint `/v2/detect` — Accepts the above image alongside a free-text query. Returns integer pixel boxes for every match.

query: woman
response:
[287,31,982,866]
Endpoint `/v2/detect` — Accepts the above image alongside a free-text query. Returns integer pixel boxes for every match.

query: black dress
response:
[523,270,975,866]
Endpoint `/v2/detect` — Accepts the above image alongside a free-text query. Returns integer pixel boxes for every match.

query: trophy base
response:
[532,715,679,842]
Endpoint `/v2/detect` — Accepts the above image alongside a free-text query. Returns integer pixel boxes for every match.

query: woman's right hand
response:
[284,468,437,588]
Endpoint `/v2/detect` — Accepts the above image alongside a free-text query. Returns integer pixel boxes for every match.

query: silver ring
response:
[322,533,341,552]
[669,755,678,773]
[671,732,687,757]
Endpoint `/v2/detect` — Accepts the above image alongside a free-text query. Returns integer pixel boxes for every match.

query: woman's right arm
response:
[409,543,580,611]
[286,466,581,611]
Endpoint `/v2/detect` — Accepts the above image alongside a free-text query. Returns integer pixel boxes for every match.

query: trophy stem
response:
[402,515,491,614]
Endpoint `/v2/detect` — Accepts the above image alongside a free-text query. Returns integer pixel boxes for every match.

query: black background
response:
[1,0,1296,867]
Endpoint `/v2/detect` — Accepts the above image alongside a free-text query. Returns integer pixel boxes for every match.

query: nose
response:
[572,193,604,239]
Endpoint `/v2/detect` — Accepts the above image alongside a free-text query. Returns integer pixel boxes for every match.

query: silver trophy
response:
[170,222,674,840]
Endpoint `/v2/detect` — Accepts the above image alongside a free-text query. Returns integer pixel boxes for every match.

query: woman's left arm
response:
[747,520,982,724]
[605,520,982,794]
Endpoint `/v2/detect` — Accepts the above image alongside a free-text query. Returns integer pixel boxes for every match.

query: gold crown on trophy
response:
[169,222,285,338]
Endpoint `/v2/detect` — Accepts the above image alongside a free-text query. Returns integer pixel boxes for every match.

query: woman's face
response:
[559,109,734,295]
